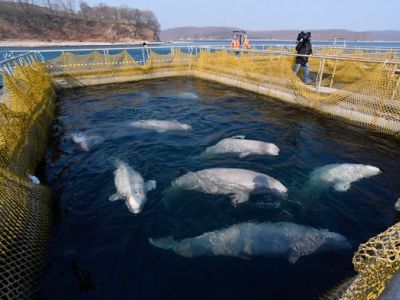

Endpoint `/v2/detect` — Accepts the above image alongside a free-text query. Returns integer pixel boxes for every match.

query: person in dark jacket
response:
[294,31,313,84]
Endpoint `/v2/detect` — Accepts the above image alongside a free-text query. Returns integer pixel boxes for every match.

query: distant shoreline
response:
[167,39,400,43]
[0,40,163,48]
[1,39,400,49]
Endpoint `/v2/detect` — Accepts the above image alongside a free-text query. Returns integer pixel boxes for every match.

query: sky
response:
[85,0,400,31]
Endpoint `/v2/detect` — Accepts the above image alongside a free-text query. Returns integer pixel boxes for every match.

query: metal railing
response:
[0,51,44,75]
[1,45,399,95]
[198,46,400,91]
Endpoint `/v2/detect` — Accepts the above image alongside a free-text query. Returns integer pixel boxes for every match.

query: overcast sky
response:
[85,0,400,31]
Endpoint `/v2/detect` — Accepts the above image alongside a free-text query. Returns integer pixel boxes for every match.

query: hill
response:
[161,26,400,41]
[0,0,160,42]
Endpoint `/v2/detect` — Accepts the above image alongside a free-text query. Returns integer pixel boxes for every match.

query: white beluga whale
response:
[27,174,40,185]
[109,162,156,214]
[175,92,199,99]
[149,222,351,263]
[203,135,279,158]
[171,168,288,206]
[130,119,192,133]
[308,163,381,192]
[395,198,400,211]
[71,132,104,151]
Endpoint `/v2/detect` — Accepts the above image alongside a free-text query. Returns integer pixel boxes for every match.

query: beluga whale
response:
[130,119,192,133]
[307,163,381,192]
[149,222,351,263]
[171,168,287,206]
[109,161,156,214]
[71,132,104,151]
[203,135,279,158]
[174,92,199,99]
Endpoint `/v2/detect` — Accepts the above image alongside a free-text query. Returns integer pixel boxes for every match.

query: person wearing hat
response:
[294,31,313,84]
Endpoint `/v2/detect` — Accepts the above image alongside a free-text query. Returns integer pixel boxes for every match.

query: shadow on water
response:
[39,78,400,300]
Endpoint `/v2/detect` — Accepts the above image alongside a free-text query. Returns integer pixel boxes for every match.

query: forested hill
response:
[161,26,400,41]
[0,0,160,42]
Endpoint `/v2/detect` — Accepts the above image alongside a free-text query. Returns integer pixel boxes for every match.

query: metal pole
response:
[26,54,33,67]
[315,58,323,88]
[329,59,338,88]
[316,58,326,88]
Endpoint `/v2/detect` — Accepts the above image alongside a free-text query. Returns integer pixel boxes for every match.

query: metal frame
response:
[1,44,400,55]
[1,45,399,99]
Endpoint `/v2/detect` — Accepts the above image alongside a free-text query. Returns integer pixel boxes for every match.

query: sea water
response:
[39,78,400,299]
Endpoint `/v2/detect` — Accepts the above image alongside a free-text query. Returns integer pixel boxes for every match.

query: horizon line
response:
[161,26,400,32]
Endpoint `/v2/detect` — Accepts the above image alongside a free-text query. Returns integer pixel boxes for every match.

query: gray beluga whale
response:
[171,168,288,206]
[149,222,351,263]
[109,162,156,214]
[203,135,279,158]
[71,132,104,151]
[307,163,381,192]
[130,119,192,133]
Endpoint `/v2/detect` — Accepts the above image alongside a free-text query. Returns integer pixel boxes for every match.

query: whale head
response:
[363,165,381,177]
[273,181,288,196]
[263,144,280,156]
[126,191,146,214]
[318,232,352,253]
[172,172,199,190]
[179,123,192,131]
[254,175,288,197]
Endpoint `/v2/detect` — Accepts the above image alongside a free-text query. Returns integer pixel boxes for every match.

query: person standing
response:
[294,31,313,84]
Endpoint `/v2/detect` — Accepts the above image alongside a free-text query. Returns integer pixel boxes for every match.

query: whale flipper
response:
[287,249,302,264]
[333,181,351,192]
[239,152,251,158]
[109,193,121,201]
[149,236,176,250]
[231,191,249,206]
[145,180,157,192]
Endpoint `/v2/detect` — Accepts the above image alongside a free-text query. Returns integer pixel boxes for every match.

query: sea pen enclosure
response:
[1,45,400,299]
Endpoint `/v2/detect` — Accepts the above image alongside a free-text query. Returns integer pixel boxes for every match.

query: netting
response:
[1,46,400,299]
[339,222,400,299]
[0,58,54,299]
[47,47,400,135]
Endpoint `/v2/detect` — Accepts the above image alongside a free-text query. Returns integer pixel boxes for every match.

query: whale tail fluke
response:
[149,236,176,250]
[145,180,157,192]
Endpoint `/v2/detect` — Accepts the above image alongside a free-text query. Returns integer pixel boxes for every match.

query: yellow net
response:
[340,222,400,299]
[0,58,54,299]
[1,46,399,298]
[47,50,140,76]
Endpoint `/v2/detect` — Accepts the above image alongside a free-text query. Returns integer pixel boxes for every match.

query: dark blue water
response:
[39,78,400,300]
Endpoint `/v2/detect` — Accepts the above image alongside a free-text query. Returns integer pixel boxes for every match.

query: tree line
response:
[4,0,160,38]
